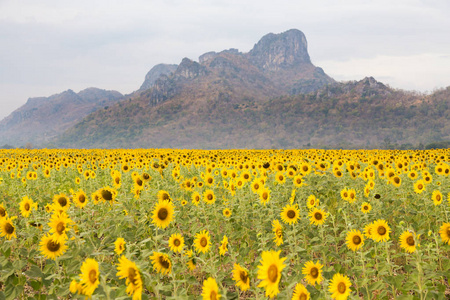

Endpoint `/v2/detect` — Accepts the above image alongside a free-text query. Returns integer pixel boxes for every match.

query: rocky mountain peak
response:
[248,29,311,71]
[174,58,208,79]
[140,64,178,91]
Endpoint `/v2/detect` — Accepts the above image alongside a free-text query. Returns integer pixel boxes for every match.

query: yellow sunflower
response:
[431,190,443,206]
[275,172,286,184]
[53,193,70,211]
[280,204,300,225]
[272,219,283,246]
[168,233,184,253]
[257,250,287,298]
[185,250,196,271]
[79,258,100,297]
[345,230,364,252]
[114,237,126,255]
[73,190,88,208]
[201,277,221,300]
[0,203,7,219]
[48,211,72,243]
[292,283,310,300]
[293,175,304,188]
[302,260,323,286]
[39,233,68,260]
[309,208,327,226]
[194,230,211,254]
[191,191,201,206]
[116,255,143,300]
[157,190,171,202]
[219,235,228,256]
[232,263,250,291]
[19,196,37,218]
[328,273,352,300]
[399,231,418,253]
[150,252,172,275]
[306,195,319,209]
[439,222,450,244]
[0,216,17,240]
[259,187,271,205]
[340,188,349,202]
[203,189,216,205]
[222,208,232,218]
[413,180,426,194]
[371,219,390,242]
[151,200,174,229]
[361,202,371,214]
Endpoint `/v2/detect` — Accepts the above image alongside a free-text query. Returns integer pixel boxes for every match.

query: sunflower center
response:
[310,267,318,278]
[210,291,217,300]
[377,226,386,235]
[0,207,6,217]
[287,210,296,219]
[436,195,441,201]
[447,228,450,238]
[338,282,346,293]
[78,195,86,203]
[128,267,138,285]
[159,256,170,269]
[89,269,97,284]
[115,177,120,184]
[24,203,30,211]
[314,212,322,220]
[56,222,65,234]
[254,183,260,189]
[363,206,369,210]
[58,197,67,207]
[47,240,60,252]
[276,229,282,238]
[353,235,362,245]
[394,177,400,184]
[143,173,150,180]
[299,294,307,300]
[162,193,170,200]
[296,178,302,184]
[207,194,213,201]
[101,190,113,201]
[5,223,14,234]
[406,236,415,246]
[262,192,268,200]
[158,208,168,220]
[268,264,278,283]
[418,184,423,190]
[200,237,208,247]
[136,179,143,186]
[174,239,180,247]
[239,271,248,283]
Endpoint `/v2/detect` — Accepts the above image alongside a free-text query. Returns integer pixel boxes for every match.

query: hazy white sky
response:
[1,0,449,119]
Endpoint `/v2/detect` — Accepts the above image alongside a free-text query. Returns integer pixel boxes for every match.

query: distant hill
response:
[0,88,123,146]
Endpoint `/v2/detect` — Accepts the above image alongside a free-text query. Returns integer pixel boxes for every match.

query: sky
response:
[1,0,449,120]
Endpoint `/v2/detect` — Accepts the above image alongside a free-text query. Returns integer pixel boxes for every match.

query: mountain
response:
[0,88,123,146]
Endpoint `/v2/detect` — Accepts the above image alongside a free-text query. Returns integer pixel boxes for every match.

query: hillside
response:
[0,88,123,146]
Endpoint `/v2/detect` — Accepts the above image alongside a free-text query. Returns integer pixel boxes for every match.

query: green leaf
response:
[25,265,43,279]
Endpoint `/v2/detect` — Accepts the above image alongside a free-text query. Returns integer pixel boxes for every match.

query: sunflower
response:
[257,250,287,298]
[272,219,283,246]
[232,263,250,291]
[0,203,7,219]
[188,192,200,206]
[185,250,196,271]
[116,255,143,300]
[413,180,426,194]
[439,222,450,244]
[151,200,174,229]
[19,196,37,218]
[391,175,401,187]
[251,179,263,194]
[223,208,232,218]
[39,233,68,260]
[201,277,221,300]
[97,186,117,204]
[399,231,418,253]
[431,190,443,206]
[0,216,17,240]
[345,230,364,252]
[53,193,70,211]
[328,273,352,300]
[309,208,327,226]
[292,175,305,188]
[79,258,100,297]
[219,235,228,256]
[275,172,286,185]
[361,202,371,214]
[292,283,310,300]
[302,260,323,286]
[280,204,300,225]
[203,189,216,205]
[157,190,171,202]
[150,251,172,275]
[114,237,126,255]
[347,189,356,203]
[168,233,184,253]
[194,230,211,254]
[259,187,271,205]
[306,195,319,209]
[72,190,88,208]
[48,211,72,243]
[340,188,349,201]
[371,219,390,242]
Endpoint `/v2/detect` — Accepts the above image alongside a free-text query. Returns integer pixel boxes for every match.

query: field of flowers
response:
[0,148,449,300]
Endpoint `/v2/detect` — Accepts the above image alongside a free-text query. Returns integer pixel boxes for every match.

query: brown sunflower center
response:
[268,264,278,283]
[262,192,268,200]
[299,293,307,300]
[314,212,323,221]
[162,193,170,200]
[276,229,282,238]
[128,267,138,285]
[173,239,180,247]
[240,271,248,283]
[310,267,319,278]
[210,291,217,300]
[447,228,450,238]
[418,184,423,190]
[287,210,296,219]
[136,179,143,186]
[0,207,6,217]
[377,226,386,235]
[5,222,14,234]
[89,269,97,284]
[200,237,208,247]
[207,194,213,201]
[159,256,170,269]
[338,282,346,293]
[254,183,260,189]
[47,240,60,252]
[406,236,415,246]
[56,222,65,234]
[353,235,362,245]
[296,178,302,184]
[436,195,441,201]
[78,195,86,203]
[394,177,400,184]
[24,203,30,211]
[58,197,67,207]
[101,190,113,201]
[115,177,121,184]
[363,206,369,210]
[158,208,168,220]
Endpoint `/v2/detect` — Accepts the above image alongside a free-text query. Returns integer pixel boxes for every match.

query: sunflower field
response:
[0,148,449,300]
